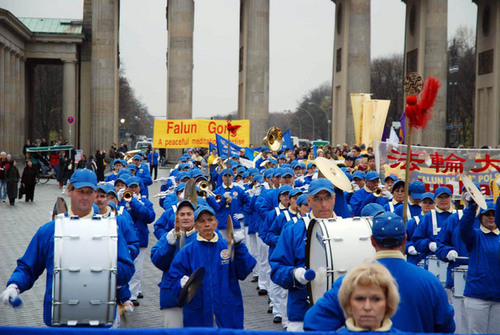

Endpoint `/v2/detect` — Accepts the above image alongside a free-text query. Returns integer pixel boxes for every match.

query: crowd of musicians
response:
[2,143,500,333]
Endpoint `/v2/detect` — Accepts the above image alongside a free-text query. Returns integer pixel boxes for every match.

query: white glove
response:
[1,284,19,306]
[294,267,309,285]
[464,192,472,202]
[254,186,262,196]
[382,190,393,200]
[429,242,437,252]
[166,230,177,245]
[117,188,125,202]
[234,230,245,244]
[123,300,134,313]
[407,245,418,256]
[223,191,231,198]
[180,275,189,288]
[133,193,141,200]
[233,213,244,221]
[446,250,458,262]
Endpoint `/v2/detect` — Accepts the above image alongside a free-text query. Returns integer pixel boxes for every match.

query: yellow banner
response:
[153,119,250,148]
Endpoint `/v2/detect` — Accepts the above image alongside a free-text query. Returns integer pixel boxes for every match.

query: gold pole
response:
[402,127,412,230]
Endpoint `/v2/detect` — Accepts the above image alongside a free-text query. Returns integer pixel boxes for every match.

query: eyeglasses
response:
[483,212,495,217]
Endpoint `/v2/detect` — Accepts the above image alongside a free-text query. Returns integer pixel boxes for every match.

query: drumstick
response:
[455,256,469,260]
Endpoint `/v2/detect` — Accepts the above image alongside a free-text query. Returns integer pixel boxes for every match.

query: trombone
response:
[198,180,221,201]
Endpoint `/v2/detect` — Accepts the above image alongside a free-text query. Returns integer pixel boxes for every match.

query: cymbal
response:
[177,266,206,307]
[52,197,68,220]
[461,174,487,210]
[315,157,353,192]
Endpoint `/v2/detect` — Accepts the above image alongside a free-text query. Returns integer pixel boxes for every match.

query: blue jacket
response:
[246,193,260,234]
[120,196,156,247]
[268,209,300,249]
[135,163,153,198]
[207,184,250,230]
[383,201,403,214]
[165,236,256,328]
[405,214,425,265]
[154,205,177,240]
[459,203,500,301]
[413,209,454,253]
[349,188,371,216]
[150,229,198,309]
[260,206,286,248]
[7,213,135,326]
[269,219,309,322]
[394,202,422,219]
[255,188,279,219]
[147,152,159,166]
[303,252,455,333]
[161,193,179,210]
[436,210,473,288]
[114,210,140,260]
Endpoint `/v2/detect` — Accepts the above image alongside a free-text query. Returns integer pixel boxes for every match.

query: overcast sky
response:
[1,0,477,119]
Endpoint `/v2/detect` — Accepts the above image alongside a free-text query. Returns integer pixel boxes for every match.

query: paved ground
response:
[0,166,282,330]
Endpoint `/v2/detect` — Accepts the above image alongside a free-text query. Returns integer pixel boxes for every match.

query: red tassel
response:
[227,122,241,136]
[405,77,441,129]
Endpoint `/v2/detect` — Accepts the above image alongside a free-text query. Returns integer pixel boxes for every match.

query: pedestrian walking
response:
[21,159,38,202]
[5,159,20,205]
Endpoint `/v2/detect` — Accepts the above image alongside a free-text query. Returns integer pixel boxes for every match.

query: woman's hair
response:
[338,260,400,320]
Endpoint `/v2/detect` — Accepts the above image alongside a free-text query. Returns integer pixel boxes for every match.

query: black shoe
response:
[131,299,140,306]
[251,275,258,282]
[137,293,144,299]
[258,289,268,296]
[256,286,260,291]
[267,306,273,314]
[273,316,282,323]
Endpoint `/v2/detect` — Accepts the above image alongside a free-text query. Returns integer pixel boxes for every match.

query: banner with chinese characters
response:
[374,141,500,199]
[153,119,250,149]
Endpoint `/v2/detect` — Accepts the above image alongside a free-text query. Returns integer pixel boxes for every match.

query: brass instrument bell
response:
[261,127,283,152]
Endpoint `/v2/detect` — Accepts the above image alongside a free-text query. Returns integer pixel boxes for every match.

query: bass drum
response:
[52,215,118,326]
[305,217,374,305]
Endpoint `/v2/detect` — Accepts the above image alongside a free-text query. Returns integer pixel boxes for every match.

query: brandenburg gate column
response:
[473,1,500,147]
[0,44,5,149]
[331,0,371,146]
[166,0,194,162]
[90,0,119,154]
[62,58,77,145]
[238,0,270,146]
[403,0,448,147]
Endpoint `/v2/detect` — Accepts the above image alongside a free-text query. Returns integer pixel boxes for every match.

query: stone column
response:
[238,0,270,146]
[4,49,13,153]
[473,0,500,147]
[403,0,448,146]
[62,59,77,145]
[166,0,194,162]
[0,44,5,149]
[331,0,371,146]
[20,56,26,149]
[14,54,22,152]
[90,0,119,154]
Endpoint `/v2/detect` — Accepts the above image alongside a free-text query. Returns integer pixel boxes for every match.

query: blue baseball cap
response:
[105,185,118,198]
[281,163,291,169]
[352,171,365,180]
[176,182,186,193]
[113,159,124,166]
[361,203,385,217]
[248,167,259,176]
[392,180,405,192]
[194,205,216,221]
[127,176,141,187]
[479,202,495,217]
[281,167,294,178]
[238,167,246,174]
[108,201,118,211]
[253,175,264,183]
[435,186,452,198]
[297,194,308,206]
[289,188,303,198]
[242,171,250,179]
[178,199,196,211]
[261,147,271,153]
[372,212,405,247]
[421,192,435,202]
[70,169,97,190]
[273,168,283,178]
[133,154,142,161]
[221,168,233,176]
[278,185,293,196]
[115,175,129,185]
[231,154,239,159]
[307,162,317,170]
[365,171,380,181]
[177,172,190,181]
[277,154,286,160]
[345,172,353,181]
[385,174,398,182]
[263,169,274,178]
[308,179,335,196]
[128,164,138,172]
[96,184,108,193]
[409,180,426,199]
[191,169,202,178]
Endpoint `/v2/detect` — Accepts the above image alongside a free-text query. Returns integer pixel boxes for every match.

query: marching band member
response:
[412,186,455,259]
[351,171,365,192]
[349,171,381,216]
[270,178,341,331]
[394,180,425,219]
[406,192,435,265]
[268,188,304,245]
[459,200,500,333]
[165,206,256,328]
[383,174,398,190]
[119,176,156,306]
[303,212,455,333]
[130,155,153,199]
[296,194,311,217]
[105,159,126,183]
[150,200,198,328]
[0,169,135,326]
[161,173,190,210]
[383,180,405,213]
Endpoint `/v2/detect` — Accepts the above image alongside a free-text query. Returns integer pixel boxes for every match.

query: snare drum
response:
[426,255,448,284]
[305,217,374,305]
[52,215,118,326]
[452,265,468,298]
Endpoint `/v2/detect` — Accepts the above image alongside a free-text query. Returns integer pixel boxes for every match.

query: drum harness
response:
[430,209,462,236]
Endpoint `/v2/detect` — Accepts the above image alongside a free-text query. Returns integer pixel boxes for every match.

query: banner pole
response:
[402,128,412,229]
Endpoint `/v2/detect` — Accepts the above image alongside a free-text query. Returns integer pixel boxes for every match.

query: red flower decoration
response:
[405,77,441,129]
[227,122,241,136]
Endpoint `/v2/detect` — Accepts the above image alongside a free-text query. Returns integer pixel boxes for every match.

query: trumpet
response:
[373,187,383,197]
[123,191,133,202]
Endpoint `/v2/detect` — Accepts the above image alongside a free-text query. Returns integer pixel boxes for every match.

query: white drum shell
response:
[426,255,448,285]
[453,265,468,298]
[307,217,374,304]
[52,215,118,326]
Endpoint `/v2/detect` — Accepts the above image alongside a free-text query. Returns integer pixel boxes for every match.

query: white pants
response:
[163,307,183,328]
[452,296,468,334]
[247,233,259,276]
[287,321,304,332]
[129,247,146,299]
[464,297,500,333]
[257,236,270,291]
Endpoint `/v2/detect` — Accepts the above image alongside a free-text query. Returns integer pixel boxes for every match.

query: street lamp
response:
[297,107,315,140]
[288,110,302,138]
[308,101,331,144]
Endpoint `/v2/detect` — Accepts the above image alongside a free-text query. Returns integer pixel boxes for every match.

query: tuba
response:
[262,127,283,152]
